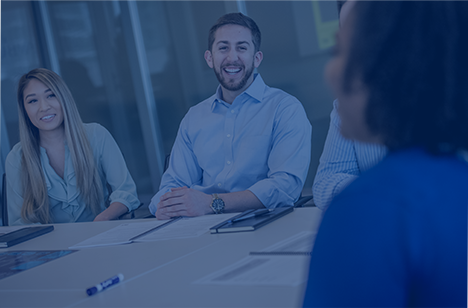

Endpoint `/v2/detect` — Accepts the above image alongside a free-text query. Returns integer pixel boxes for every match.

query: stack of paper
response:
[69,213,238,249]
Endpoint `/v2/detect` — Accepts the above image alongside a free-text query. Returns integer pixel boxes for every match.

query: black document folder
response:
[0,226,54,248]
[210,207,293,233]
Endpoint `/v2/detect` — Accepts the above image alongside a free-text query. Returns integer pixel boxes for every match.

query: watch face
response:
[212,198,225,213]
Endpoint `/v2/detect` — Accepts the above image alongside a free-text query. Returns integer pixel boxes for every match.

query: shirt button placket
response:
[221,108,235,187]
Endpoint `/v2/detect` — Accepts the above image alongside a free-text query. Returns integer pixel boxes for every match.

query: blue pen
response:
[86,273,124,296]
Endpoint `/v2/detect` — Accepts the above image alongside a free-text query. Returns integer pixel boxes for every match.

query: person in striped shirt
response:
[312,0,386,210]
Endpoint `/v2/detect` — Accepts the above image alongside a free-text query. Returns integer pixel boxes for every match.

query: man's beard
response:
[214,61,255,92]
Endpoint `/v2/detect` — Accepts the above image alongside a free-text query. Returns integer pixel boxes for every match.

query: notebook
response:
[0,226,54,248]
[210,207,294,233]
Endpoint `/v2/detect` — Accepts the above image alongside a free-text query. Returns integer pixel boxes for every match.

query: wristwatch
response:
[210,193,225,214]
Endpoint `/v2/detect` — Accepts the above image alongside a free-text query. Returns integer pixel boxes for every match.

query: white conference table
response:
[0,207,323,308]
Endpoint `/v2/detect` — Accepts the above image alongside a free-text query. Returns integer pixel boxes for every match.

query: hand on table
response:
[94,202,128,221]
[94,212,112,221]
[155,187,212,220]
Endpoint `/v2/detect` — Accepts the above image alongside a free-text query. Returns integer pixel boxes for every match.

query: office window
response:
[136,1,226,155]
[1,1,43,153]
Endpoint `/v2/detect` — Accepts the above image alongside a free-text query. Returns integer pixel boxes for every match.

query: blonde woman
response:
[5,68,140,225]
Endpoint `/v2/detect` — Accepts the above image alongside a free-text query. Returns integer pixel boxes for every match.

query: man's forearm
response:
[217,190,265,213]
[155,188,265,219]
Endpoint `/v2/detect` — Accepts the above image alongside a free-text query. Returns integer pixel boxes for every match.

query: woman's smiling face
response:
[23,78,64,135]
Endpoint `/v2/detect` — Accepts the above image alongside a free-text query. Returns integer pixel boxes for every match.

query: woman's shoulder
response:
[82,122,108,135]
[340,148,468,208]
[82,123,113,142]
[6,142,23,165]
[6,142,23,161]
[82,123,119,156]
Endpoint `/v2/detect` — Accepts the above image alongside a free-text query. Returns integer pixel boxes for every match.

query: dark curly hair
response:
[345,1,468,154]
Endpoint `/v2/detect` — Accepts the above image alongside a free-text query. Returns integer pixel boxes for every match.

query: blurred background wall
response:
[0,1,338,207]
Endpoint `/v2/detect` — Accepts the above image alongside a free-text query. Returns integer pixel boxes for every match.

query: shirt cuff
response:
[248,181,297,210]
[148,188,172,215]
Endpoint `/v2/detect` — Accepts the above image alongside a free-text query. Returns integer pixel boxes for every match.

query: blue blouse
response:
[304,148,467,307]
[6,123,140,225]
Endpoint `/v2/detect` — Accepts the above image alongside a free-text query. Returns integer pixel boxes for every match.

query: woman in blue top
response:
[6,68,140,225]
[303,1,468,307]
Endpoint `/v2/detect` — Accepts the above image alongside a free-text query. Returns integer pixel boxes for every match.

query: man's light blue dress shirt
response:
[149,74,312,214]
[313,100,387,210]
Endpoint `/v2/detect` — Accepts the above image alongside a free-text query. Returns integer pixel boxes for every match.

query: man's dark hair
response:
[208,12,261,52]
[344,1,468,154]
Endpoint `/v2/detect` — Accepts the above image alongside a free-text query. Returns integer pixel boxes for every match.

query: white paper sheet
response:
[194,255,310,287]
[69,220,170,249]
[135,213,238,242]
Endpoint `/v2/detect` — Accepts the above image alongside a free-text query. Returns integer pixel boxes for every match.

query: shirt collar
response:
[211,73,266,111]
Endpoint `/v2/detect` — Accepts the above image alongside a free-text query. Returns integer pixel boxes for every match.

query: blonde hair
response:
[16,68,103,224]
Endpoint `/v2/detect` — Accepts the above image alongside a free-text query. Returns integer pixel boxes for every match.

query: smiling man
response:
[149,13,312,219]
